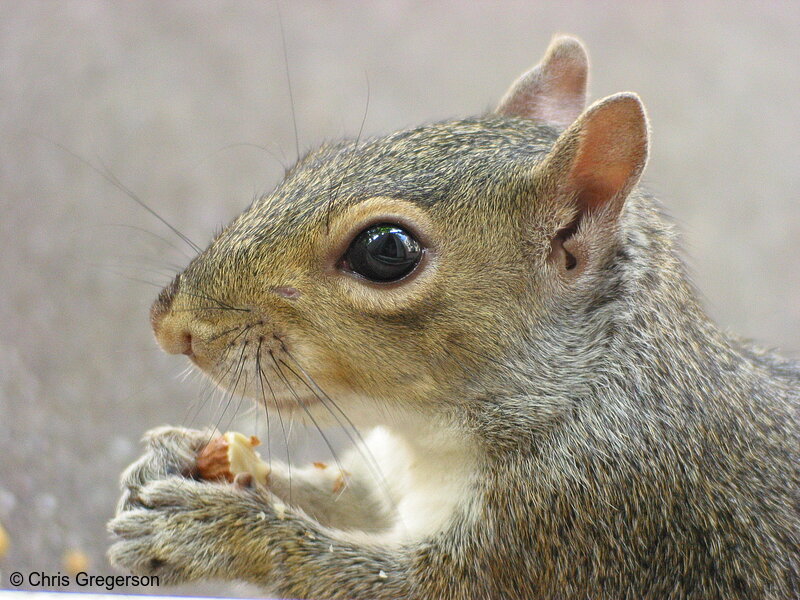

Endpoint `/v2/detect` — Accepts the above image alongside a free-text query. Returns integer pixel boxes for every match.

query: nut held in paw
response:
[196,431,270,485]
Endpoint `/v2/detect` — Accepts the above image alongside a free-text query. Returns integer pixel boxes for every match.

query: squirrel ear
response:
[496,36,588,128]
[538,93,649,269]
[544,92,649,215]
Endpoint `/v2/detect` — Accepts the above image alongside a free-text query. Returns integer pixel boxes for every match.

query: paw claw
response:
[143,426,215,452]
[117,426,216,514]
[108,509,159,538]
[138,478,197,509]
[234,472,254,489]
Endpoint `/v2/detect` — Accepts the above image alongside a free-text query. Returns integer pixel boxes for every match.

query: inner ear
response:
[549,217,582,273]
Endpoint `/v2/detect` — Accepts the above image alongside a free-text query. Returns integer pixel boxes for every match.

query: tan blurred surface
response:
[0,1,798,595]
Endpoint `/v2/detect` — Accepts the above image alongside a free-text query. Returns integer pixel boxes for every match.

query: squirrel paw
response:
[108,477,275,585]
[116,426,215,513]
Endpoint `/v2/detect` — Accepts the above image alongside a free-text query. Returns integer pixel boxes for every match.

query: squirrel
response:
[108,36,800,599]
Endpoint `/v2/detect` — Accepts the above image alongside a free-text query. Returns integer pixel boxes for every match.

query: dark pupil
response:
[347,224,422,282]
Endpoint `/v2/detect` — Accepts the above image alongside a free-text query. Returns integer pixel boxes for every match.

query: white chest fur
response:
[358,422,482,542]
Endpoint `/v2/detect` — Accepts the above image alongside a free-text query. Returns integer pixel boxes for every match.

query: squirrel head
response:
[151,36,649,426]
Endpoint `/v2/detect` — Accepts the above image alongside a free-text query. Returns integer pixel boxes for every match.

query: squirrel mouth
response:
[263,393,321,413]
[174,320,331,416]
[196,351,325,416]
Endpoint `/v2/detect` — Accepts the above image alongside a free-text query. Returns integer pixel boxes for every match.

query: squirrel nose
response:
[151,278,194,356]
[152,312,195,356]
[155,319,194,356]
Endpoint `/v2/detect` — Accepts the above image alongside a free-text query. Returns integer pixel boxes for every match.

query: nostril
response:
[155,325,196,357]
[182,332,194,357]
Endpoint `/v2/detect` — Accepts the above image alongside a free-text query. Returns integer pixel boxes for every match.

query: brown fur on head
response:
[151,36,647,427]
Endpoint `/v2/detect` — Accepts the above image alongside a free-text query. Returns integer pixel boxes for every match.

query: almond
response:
[196,431,270,485]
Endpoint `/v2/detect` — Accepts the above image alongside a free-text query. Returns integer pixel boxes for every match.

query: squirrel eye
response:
[343,224,422,282]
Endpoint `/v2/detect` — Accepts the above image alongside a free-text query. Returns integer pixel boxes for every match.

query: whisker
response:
[278,354,400,518]
[236,401,260,423]
[207,325,245,344]
[183,341,240,427]
[65,256,173,288]
[182,375,214,428]
[177,364,195,383]
[100,223,194,258]
[98,254,185,273]
[207,341,249,446]
[253,376,261,453]
[184,346,232,427]
[256,347,291,504]
[180,368,217,423]
[85,260,179,280]
[47,138,201,253]
[223,369,250,434]
[175,289,251,312]
[96,158,203,254]
[104,273,168,290]
[269,352,345,477]
[280,352,369,450]
[228,324,254,346]
[197,142,288,174]
[255,339,272,466]
[325,71,370,234]
[113,346,169,355]
[166,306,251,314]
[277,4,300,164]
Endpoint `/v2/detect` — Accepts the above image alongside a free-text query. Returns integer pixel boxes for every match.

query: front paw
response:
[117,426,214,513]
[109,478,268,585]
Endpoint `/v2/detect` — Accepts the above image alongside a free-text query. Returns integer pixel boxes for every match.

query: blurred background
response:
[1,1,798,596]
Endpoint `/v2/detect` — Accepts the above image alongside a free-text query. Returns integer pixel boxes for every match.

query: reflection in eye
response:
[344,224,422,282]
